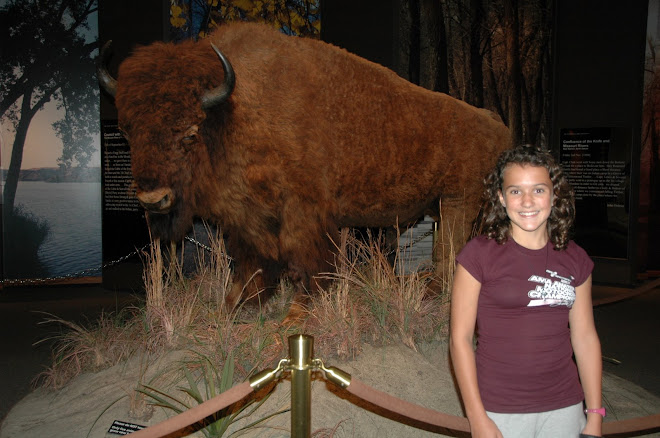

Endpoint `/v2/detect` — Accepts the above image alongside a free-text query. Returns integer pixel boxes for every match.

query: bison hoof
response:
[281,293,310,326]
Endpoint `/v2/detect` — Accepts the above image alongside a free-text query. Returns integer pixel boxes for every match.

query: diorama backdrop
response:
[95,0,660,288]
[1,0,101,282]
[2,0,658,287]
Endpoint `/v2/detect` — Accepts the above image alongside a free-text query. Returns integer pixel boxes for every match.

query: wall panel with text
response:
[552,0,647,285]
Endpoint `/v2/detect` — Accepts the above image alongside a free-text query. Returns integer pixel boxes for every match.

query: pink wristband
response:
[584,407,606,417]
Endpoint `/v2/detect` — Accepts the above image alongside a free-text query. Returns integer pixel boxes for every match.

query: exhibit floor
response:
[1,278,659,429]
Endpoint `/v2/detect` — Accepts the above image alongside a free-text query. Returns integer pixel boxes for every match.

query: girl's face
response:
[498,164,554,248]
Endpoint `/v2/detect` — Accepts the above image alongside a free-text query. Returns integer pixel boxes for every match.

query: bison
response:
[98,21,510,311]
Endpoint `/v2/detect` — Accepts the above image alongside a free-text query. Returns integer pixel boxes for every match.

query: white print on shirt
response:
[526,270,576,308]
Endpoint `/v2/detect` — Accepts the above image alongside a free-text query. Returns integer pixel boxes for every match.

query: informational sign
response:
[101,120,150,289]
[102,122,141,213]
[559,127,631,259]
[107,420,145,435]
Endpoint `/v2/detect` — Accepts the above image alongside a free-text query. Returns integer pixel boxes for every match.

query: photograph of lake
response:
[8,181,102,280]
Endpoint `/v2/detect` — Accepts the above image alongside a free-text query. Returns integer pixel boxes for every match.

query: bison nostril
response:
[136,187,174,213]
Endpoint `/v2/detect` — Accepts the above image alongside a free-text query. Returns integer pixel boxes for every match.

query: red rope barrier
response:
[346,377,660,437]
[111,369,660,438]
[346,377,471,433]
[127,381,253,438]
[602,413,660,436]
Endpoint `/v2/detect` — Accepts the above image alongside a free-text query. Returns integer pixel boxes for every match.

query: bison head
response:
[98,39,235,242]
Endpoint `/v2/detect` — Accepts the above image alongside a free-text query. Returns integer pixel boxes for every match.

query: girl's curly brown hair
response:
[480,145,575,250]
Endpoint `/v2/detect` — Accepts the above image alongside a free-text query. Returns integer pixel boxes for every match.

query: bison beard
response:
[98,21,511,315]
[143,201,193,244]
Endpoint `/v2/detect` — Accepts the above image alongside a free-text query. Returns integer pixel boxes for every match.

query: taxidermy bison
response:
[98,21,510,310]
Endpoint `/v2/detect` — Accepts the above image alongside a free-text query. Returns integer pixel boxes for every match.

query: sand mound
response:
[1,342,659,437]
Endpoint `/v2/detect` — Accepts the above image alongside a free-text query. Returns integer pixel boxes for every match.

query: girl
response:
[449,145,603,438]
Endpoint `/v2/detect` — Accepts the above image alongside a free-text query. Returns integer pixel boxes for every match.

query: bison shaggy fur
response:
[108,21,511,308]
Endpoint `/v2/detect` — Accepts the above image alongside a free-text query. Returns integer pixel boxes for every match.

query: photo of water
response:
[8,181,102,280]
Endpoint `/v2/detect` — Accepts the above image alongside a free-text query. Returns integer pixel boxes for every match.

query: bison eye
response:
[180,125,199,147]
[181,135,196,145]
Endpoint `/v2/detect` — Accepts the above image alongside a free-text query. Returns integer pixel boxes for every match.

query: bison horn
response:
[97,40,117,98]
[201,43,236,109]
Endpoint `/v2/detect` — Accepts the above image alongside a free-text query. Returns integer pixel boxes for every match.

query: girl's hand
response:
[469,415,504,438]
[581,414,603,437]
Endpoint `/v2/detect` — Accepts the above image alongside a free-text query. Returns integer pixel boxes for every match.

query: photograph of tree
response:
[390,0,554,148]
[0,0,101,281]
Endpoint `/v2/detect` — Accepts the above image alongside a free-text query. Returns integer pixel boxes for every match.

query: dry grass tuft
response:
[35,309,139,389]
[303,229,369,360]
[305,228,450,359]
[311,418,351,437]
[39,222,454,392]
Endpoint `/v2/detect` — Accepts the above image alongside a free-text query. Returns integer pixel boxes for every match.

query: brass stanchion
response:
[289,334,313,438]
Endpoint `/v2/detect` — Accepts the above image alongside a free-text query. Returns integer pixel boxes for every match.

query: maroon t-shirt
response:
[455,235,594,413]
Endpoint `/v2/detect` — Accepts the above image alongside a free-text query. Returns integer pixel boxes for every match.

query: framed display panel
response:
[560,127,632,260]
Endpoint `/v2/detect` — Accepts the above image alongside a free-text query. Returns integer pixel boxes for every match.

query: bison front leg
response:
[224,236,282,310]
[278,208,338,322]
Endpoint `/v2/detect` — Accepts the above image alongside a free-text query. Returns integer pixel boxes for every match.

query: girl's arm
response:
[449,264,503,438]
[569,274,603,437]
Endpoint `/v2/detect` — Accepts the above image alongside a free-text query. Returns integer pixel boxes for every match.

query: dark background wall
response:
[551,0,648,284]
[321,0,394,69]
[99,0,169,117]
